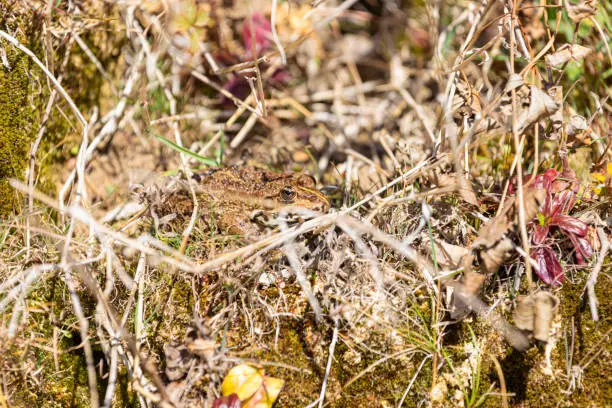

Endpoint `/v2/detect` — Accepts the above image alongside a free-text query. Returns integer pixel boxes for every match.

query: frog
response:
[158,166,330,236]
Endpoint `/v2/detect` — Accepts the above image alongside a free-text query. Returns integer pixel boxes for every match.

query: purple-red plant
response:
[223,12,289,105]
[514,167,593,285]
[213,393,241,408]
[242,12,272,57]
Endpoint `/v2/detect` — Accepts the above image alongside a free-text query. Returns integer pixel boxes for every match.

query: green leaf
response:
[537,213,546,227]
[217,131,225,166]
[150,131,218,166]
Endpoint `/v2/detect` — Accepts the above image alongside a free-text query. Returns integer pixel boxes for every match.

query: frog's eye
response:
[296,174,316,187]
[280,186,296,202]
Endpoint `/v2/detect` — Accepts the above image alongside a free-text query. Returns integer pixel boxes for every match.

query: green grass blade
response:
[151,131,218,167]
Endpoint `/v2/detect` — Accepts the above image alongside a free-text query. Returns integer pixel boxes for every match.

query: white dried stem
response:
[585,227,610,321]
[270,0,286,65]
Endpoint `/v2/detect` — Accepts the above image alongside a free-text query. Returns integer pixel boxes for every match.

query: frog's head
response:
[266,173,330,212]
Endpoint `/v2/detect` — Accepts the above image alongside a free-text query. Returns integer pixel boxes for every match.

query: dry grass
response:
[0,0,611,407]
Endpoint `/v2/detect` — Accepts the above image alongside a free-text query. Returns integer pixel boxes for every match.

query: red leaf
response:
[540,168,560,187]
[213,394,242,408]
[556,155,579,194]
[550,190,576,216]
[533,246,564,285]
[243,13,272,55]
[551,215,588,236]
[568,233,593,264]
[510,169,558,194]
[532,224,550,245]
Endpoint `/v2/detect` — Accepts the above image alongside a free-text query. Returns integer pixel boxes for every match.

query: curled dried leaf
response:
[454,80,483,119]
[565,0,597,23]
[472,188,545,274]
[446,280,531,350]
[545,44,592,68]
[448,271,486,320]
[164,344,189,381]
[516,86,561,134]
[478,238,514,274]
[513,292,559,342]
[441,174,479,206]
[504,73,524,93]
[566,114,588,137]
[522,188,547,221]
[429,238,470,268]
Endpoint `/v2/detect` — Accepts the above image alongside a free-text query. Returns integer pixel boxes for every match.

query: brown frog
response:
[160,166,330,236]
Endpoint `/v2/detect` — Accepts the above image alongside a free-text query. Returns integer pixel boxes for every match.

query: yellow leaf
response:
[591,172,605,183]
[221,364,264,401]
[193,5,211,28]
[242,375,285,408]
[262,376,284,405]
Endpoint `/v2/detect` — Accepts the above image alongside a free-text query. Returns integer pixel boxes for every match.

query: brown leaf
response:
[522,188,547,221]
[430,238,470,268]
[472,211,513,253]
[513,292,559,342]
[547,86,564,140]
[545,44,592,68]
[446,280,531,350]
[516,86,561,134]
[565,0,597,23]
[448,270,486,320]
[427,173,479,206]
[504,73,524,93]
[567,114,589,142]
[471,188,545,274]
[479,237,515,274]
[165,344,189,381]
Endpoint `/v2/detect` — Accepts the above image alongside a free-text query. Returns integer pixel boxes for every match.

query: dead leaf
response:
[548,86,564,140]
[545,44,592,68]
[516,86,561,134]
[164,344,189,381]
[454,80,483,119]
[472,188,546,274]
[448,270,486,320]
[430,238,470,268]
[513,292,559,342]
[504,73,524,93]
[478,238,515,274]
[425,173,479,206]
[567,114,589,140]
[565,0,597,23]
[445,279,531,350]
[522,188,547,221]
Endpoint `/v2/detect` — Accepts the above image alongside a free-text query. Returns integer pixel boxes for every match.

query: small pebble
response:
[292,150,310,163]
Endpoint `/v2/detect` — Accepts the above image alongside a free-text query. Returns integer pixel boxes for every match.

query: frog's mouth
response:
[294,186,330,212]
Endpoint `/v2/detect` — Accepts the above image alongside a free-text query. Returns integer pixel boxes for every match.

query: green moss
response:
[0,28,39,216]
[497,266,612,407]
[225,285,430,407]
[0,4,125,218]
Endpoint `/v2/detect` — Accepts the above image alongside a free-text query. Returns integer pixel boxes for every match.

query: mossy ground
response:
[0,21,40,216]
[1,1,610,407]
